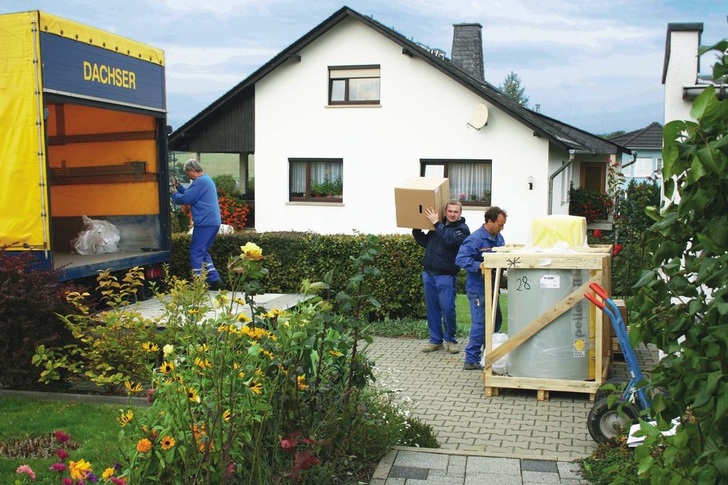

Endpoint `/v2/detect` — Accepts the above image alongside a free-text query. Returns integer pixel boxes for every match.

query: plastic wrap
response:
[72,216,121,255]
[481,332,509,375]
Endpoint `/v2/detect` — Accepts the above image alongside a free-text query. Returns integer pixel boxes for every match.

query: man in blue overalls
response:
[172,159,223,290]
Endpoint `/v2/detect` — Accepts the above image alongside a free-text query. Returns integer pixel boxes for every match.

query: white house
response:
[170,7,628,245]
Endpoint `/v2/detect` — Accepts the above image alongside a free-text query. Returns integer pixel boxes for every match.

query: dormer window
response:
[329,65,380,105]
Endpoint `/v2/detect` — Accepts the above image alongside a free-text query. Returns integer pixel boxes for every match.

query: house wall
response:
[253,18,553,245]
[664,28,700,123]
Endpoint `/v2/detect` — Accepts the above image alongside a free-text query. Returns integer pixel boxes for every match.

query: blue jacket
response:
[173,174,221,227]
[412,217,470,275]
[455,225,505,293]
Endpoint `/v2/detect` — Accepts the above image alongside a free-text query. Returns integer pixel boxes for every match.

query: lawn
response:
[0,395,135,482]
[368,293,508,339]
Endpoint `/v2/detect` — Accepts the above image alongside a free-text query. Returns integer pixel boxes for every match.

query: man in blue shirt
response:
[172,160,223,290]
[455,206,507,370]
[413,200,470,354]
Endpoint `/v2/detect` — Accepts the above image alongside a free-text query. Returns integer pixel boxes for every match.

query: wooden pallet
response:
[481,245,613,401]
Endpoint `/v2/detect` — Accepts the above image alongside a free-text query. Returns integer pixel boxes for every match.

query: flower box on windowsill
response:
[587,219,613,231]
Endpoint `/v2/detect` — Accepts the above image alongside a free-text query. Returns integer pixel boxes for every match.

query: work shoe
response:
[463,362,483,370]
[445,341,459,354]
[208,280,222,291]
[422,343,443,353]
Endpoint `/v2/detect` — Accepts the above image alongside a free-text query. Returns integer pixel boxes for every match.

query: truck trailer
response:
[0,10,172,283]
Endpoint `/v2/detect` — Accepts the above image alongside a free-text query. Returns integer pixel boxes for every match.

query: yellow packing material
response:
[529,215,588,250]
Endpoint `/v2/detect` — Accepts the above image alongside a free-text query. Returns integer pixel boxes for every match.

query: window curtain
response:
[290,162,306,193]
[311,161,342,185]
[449,163,491,200]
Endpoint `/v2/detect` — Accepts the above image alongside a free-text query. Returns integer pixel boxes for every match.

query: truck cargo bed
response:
[54,249,170,281]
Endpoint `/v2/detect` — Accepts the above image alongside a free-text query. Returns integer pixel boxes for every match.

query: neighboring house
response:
[609,122,663,187]
[663,22,727,124]
[169,6,628,244]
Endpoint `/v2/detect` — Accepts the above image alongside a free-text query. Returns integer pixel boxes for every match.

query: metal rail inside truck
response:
[0,10,172,286]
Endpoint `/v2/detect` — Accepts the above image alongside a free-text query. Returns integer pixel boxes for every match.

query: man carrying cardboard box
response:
[412,200,470,354]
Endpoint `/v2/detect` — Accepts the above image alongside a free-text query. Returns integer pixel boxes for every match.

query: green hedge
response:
[171,232,426,320]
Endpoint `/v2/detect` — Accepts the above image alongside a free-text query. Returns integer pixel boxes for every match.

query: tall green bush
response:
[629,39,728,483]
[171,232,426,320]
[610,179,661,296]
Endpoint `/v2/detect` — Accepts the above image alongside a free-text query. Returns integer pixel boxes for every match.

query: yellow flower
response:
[329,350,344,357]
[161,436,176,450]
[117,409,134,427]
[223,409,231,421]
[124,380,143,393]
[194,357,213,369]
[141,341,159,352]
[187,387,201,402]
[236,313,251,323]
[233,297,246,305]
[240,242,264,261]
[159,361,175,373]
[297,375,308,391]
[102,467,115,480]
[69,459,92,480]
[248,381,263,395]
[163,344,174,357]
[261,349,275,360]
[136,438,153,453]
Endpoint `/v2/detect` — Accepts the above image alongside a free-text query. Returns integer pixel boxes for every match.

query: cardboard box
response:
[394,177,450,230]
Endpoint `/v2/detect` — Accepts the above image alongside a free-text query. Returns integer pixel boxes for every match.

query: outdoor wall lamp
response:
[527,176,534,190]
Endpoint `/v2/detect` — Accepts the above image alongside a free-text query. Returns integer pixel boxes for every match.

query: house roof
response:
[608,122,663,150]
[169,6,628,156]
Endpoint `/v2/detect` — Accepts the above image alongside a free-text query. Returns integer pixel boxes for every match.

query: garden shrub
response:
[33,237,437,483]
[170,232,426,320]
[610,179,661,297]
[0,248,77,391]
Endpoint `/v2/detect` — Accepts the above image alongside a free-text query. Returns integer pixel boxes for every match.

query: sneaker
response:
[445,341,459,354]
[208,280,222,291]
[463,362,483,370]
[422,343,443,353]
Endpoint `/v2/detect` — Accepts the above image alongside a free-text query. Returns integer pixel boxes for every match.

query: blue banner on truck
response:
[40,32,165,111]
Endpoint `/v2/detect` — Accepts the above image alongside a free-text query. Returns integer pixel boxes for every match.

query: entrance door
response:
[581,163,605,192]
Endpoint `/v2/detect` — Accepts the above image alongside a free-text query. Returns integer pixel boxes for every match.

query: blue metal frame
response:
[586,283,651,411]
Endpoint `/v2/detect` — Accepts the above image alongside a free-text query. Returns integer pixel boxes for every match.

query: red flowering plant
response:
[568,183,614,223]
[178,192,249,231]
[13,430,126,484]
[279,432,321,482]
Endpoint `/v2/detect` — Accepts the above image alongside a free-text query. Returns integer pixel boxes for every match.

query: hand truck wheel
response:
[587,397,640,443]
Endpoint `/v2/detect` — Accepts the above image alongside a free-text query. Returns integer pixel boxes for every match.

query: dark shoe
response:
[208,280,222,291]
[463,362,483,370]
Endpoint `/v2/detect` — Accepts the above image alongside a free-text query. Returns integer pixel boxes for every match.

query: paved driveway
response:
[365,336,658,459]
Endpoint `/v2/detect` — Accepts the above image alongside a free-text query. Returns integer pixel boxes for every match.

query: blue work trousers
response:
[190,225,221,284]
[464,290,502,364]
[422,272,458,344]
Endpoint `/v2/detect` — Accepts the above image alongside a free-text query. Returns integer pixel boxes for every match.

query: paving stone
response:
[522,470,564,483]
[466,456,521,475]
[522,459,559,473]
[388,465,428,480]
[465,472,523,485]
[556,461,584,480]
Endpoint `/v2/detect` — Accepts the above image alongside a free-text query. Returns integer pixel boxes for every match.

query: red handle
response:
[584,291,605,309]
[589,282,609,300]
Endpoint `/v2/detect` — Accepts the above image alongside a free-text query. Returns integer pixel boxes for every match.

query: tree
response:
[629,39,728,483]
[499,71,529,107]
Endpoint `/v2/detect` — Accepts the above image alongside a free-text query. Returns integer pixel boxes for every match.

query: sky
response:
[3,0,726,135]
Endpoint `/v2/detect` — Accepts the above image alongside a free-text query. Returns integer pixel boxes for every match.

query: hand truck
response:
[584,282,651,443]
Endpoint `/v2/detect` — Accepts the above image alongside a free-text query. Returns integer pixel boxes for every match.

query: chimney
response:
[451,23,484,81]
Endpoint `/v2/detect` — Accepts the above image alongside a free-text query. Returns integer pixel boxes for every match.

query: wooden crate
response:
[481,245,612,401]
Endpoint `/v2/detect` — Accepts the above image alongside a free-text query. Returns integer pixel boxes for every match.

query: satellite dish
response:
[467,103,489,130]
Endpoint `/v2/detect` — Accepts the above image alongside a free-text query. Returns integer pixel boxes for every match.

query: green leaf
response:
[690,84,716,120]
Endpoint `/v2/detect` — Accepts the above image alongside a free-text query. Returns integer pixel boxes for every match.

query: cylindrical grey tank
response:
[507,268,590,380]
